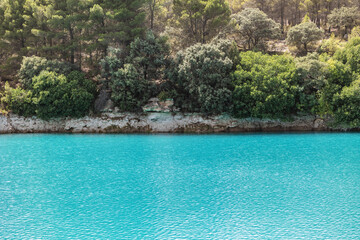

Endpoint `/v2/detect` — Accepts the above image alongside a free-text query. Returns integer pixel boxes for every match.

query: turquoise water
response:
[0,134,359,239]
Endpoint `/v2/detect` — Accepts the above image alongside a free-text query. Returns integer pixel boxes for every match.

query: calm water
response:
[0,134,359,239]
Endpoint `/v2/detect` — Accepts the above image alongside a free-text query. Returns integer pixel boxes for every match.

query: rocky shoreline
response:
[0,113,356,134]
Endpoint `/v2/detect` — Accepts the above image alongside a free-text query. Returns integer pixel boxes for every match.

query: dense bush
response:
[1,82,35,116]
[334,37,360,73]
[169,40,234,114]
[100,32,171,111]
[286,22,323,53]
[99,48,124,85]
[110,64,150,112]
[18,56,78,89]
[31,71,95,119]
[295,53,327,94]
[332,78,360,126]
[319,34,343,55]
[129,31,170,83]
[232,51,302,118]
[319,59,354,114]
[2,71,95,119]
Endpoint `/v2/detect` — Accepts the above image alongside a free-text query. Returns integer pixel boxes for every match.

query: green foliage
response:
[1,70,95,119]
[101,32,171,111]
[18,56,77,89]
[31,71,94,119]
[1,82,35,116]
[332,78,360,126]
[129,31,170,82]
[100,0,146,46]
[286,22,323,53]
[232,51,302,118]
[99,47,124,87]
[170,39,234,114]
[0,0,147,78]
[334,37,360,74]
[0,0,30,79]
[328,7,359,37]
[110,64,150,112]
[318,59,354,114]
[295,53,327,94]
[230,8,280,50]
[319,34,343,55]
[173,0,231,44]
[349,26,360,40]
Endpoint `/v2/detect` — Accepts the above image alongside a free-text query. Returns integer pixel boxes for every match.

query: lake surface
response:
[0,134,359,239]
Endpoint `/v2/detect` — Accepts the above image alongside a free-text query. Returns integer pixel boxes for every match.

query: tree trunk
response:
[149,0,155,29]
[68,25,75,64]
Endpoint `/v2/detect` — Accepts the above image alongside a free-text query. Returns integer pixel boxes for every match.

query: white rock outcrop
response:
[0,113,345,134]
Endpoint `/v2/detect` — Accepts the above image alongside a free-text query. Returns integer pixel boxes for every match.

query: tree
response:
[301,0,322,27]
[319,33,343,55]
[286,21,323,53]
[295,53,327,95]
[232,51,302,118]
[31,70,94,119]
[146,0,159,30]
[0,0,32,78]
[129,31,170,83]
[328,7,359,37]
[99,0,147,48]
[100,32,170,105]
[227,0,247,13]
[318,59,353,114]
[169,39,234,113]
[230,8,280,50]
[172,0,231,44]
[110,64,150,111]
[332,78,360,126]
[1,70,95,119]
[18,56,77,89]
[0,82,35,116]
[334,37,360,73]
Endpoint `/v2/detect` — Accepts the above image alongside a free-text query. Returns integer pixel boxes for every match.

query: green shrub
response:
[2,71,95,119]
[169,40,234,114]
[349,26,360,39]
[18,56,77,89]
[319,59,354,114]
[334,37,360,74]
[31,71,94,119]
[1,82,35,116]
[110,64,150,112]
[232,51,302,118]
[332,78,360,126]
[129,31,170,83]
[319,34,343,55]
[99,47,124,88]
[295,53,327,94]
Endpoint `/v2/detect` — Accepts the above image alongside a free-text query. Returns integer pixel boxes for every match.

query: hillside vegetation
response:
[1,0,360,126]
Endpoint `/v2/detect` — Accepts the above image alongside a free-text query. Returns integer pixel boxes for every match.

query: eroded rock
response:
[0,113,351,134]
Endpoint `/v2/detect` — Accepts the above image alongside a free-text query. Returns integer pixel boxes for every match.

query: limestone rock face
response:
[0,115,12,133]
[0,113,351,134]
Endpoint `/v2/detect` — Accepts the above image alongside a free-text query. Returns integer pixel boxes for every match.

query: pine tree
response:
[173,0,231,44]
